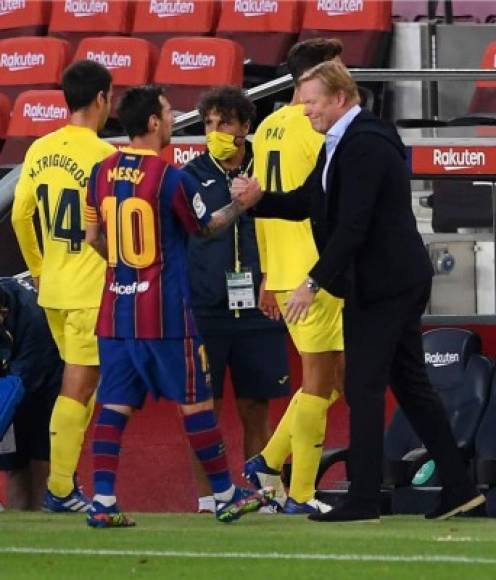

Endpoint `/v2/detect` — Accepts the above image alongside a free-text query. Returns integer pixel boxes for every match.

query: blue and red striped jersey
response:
[85,147,211,339]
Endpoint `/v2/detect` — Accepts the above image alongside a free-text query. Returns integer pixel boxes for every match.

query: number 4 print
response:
[36,184,85,253]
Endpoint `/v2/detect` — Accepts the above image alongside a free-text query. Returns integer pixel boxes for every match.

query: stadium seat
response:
[0,89,69,166]
[298,0,392,67]
[154,36,244,112]
[0,36,69,106]
[132,0,219,48]
[49,0,132,55]
[73,36,158,114]
[215,0,302,67]
[467,41,496,115]
[475,373,496,517]
[306,328,493,514]
[0,0,50,40]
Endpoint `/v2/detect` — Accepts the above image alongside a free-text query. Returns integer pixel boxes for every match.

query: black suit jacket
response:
[254,109,434,305]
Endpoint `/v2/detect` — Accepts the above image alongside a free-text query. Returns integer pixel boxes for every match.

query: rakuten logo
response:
[234,0,278,16]
[0,0,25,18]
[171,51,215,70]
[0,52,44,71]
[109,281,150,295]
[86,51,131,69]
[425,352,460,367]
[149,0,194,17]
[23,102,68,122]
[64,0,109,17]
[173,146,201,165]
[433,148,486,172]
[317,0,364,16]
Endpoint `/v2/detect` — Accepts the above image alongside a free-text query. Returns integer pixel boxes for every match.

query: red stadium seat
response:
[132,0,219,48]
[49,0,132,55]
[0,89,69,165]
[215,0,302,67]
[154,36,244,111]
[0,36,69,105]
[0,0,50,40]
[73,36,158,114]
[469,41,496,114]
[299,0,392,67]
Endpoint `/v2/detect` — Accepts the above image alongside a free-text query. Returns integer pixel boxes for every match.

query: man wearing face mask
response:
[185,86,290,514]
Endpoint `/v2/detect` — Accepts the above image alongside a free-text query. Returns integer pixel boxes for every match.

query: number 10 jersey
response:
[12,125,116,309]
[85,147,211,340]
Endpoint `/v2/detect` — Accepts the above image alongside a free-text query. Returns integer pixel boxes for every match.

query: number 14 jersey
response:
[12,125,115,309]
[85,147,211,339]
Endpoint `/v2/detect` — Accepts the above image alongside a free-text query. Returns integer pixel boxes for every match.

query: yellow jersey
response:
[253,104,324,290]
[12,125,116,309]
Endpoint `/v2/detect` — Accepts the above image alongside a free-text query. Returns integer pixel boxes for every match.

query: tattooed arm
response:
[200,199,246,238]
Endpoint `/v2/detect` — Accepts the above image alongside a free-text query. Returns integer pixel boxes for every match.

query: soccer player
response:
[11,60,115,512]
[185,86,289,514]
[84,84,274,528]
[243,39,345,513]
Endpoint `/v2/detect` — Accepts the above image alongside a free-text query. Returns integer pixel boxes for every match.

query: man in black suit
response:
[232,60,485,522]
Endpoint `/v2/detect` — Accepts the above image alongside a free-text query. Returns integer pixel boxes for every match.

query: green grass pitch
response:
[1,512,496,579]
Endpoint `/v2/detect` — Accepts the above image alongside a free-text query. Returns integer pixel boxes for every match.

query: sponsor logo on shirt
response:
[86,51,132,69]
[109,281,150,295]
[234,0,278,17]
[149,0,194,17]
[432,148,486,172]
[0,52,44,71]
[171,50,216,70]
[316,0,364,17]
[192,192,206,219]
[424,352,460,367]
[0,0,25,18]
[23,102,68,122]
[64,0,109,17]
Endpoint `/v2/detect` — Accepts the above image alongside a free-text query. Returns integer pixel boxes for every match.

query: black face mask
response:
[0,324,13,376]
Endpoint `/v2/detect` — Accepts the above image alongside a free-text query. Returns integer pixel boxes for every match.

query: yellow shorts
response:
[275,289,344,353]
[44,308,99,366]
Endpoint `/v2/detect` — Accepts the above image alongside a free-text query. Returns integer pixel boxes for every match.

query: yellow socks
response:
[48,395,88,498]
[261,389,301,471]
[289,392,329,504]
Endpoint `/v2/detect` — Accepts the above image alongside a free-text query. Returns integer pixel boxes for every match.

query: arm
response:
[85,222,107,260]
[11,154,43,280]
[201,199,245,237]
[309,135,386,290]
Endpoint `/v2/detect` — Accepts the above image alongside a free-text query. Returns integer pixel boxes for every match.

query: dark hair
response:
[287,38,343,82]
[62,59,112,113]
[198,86,256,126]
[117,84,168,139]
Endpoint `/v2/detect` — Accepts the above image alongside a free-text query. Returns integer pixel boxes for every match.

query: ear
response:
[336,90,347,108]
[241,120,250,136]
[148,114,159,133]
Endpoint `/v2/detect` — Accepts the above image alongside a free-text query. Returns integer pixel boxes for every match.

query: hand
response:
[258,275,281,321]
[31,277,39,291]
[230,176,263,209]
[284,280,316,324]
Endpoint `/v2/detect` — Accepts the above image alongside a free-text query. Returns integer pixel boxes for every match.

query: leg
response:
[6,468,31,510]
[288,350,343,504]
[28,460,49,511]
[236,398,270,459]
[45,308,100,499]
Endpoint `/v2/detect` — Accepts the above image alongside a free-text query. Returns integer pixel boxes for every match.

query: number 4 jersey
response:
[12,125,116,309]
[85,147,211,339]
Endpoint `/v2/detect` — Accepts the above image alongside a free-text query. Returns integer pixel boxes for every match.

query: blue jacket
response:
[0,278,62,394]
[185,146,284,332]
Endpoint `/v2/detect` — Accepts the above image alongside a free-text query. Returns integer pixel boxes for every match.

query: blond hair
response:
[297,60,359,104]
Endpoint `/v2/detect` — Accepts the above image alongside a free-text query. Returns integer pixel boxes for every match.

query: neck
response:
[69,110,99,134]
[219,143,246,171]
[130,135,161,155]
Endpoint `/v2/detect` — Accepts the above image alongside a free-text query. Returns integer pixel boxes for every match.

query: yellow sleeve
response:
[303,122,324,166]
[255,218,267,274]
[11,150,42,277]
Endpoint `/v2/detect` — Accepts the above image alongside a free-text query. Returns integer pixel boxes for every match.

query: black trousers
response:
[343,279,471,505]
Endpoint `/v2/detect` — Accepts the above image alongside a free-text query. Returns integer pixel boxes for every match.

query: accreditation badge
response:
[226,269,256,310]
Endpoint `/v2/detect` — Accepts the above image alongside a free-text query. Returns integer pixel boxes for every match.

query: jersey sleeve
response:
[171,169,212,234]
[84,163,100,225]
[11,147,43,277]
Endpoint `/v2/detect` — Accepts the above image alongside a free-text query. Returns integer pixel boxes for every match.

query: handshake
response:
[230,175,265,209]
